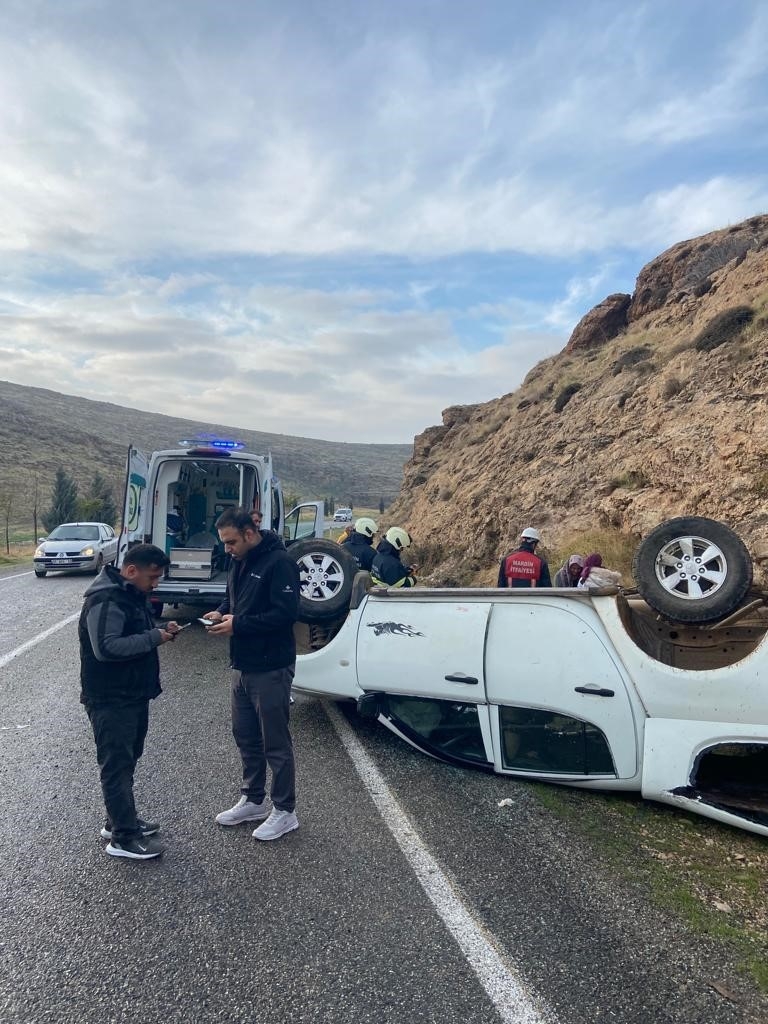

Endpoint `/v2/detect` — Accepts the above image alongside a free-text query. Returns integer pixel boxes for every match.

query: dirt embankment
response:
[388,214,768,584]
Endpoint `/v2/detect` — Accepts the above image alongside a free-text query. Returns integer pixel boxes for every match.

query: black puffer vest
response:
[79,582,161,706]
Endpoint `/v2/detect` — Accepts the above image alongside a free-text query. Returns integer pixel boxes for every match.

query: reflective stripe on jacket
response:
[371,539,416,588]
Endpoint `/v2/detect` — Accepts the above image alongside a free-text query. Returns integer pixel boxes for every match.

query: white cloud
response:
[0,2,765,267]
[0,276,566,442]
[0,1,766,443]
[624,7,768,145]
[617,177,768,251]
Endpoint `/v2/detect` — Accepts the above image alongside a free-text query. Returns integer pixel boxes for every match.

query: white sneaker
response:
[252,808,299,841]
[215,796,271,826]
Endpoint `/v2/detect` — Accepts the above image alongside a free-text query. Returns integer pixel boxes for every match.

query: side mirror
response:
[38,537,47,544]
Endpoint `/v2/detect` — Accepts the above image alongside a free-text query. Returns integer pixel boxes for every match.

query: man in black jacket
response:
[371,527,417,588]
[207,509,300,842]
[341,516,378,571]
[79,544,179,860]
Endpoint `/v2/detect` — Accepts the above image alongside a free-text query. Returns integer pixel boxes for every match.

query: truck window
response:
[383,695,489,765]
[499,706,615,775]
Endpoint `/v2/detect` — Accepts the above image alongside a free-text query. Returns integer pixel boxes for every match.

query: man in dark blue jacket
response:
[341,516,378,571]
[206,509,301,842]
[79,544,179,860]
[371,527,417,588]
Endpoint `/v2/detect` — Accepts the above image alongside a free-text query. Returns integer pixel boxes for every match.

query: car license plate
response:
[54,558,73,565]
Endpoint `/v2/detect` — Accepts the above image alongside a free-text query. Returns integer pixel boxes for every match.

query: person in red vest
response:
[497,527,552,588]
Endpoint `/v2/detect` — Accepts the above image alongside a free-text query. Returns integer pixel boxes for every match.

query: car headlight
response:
[35,545,45,557]
[81,547,95,556]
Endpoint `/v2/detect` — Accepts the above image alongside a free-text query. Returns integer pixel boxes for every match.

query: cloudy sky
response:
[1,0,767,443]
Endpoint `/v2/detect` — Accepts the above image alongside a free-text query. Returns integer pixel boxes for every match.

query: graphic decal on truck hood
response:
[365,622,425,637]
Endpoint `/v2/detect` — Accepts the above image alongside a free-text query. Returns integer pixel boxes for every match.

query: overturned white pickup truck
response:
[290,517,768,838]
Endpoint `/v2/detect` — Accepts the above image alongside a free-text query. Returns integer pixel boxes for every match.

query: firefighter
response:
[341,517,378,571]
[371,527,416,588]
[497,527,552,588]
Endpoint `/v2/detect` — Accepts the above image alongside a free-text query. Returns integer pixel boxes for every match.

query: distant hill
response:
[0,380,411,521]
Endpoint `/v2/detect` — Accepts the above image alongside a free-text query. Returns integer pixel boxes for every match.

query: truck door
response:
[117,446,149,566]
[356,598,495,768]
[284,501,325,545]
[485,601,639,780]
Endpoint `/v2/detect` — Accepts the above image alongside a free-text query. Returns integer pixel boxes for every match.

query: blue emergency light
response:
[178,435,245,451]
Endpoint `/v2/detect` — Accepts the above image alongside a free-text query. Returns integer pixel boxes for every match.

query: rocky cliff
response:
[388,214,768,584]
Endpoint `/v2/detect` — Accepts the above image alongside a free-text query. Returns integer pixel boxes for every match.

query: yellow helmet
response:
[386,526,412,551]
[354,517,378,538]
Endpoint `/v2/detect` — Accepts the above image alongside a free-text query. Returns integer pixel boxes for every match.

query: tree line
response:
[0,468,118,553]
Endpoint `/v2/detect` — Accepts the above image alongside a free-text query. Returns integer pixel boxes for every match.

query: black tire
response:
[150,600,164,620]
[34,570,47,578]
[292,538,357,623]
[633,516,752,624]
[94,554,104,574]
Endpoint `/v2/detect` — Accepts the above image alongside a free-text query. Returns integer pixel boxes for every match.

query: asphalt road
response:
[1,565,765,1024]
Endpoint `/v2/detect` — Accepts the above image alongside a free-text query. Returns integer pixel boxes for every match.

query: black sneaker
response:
[106,836,165,860]
[100,818,160,840]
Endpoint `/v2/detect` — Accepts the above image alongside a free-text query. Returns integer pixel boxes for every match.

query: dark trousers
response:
[86,701,149,842]
[231,666,295,812]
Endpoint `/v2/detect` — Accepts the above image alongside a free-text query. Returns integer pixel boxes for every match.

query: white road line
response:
[323,701,552,1024]
[0,612,80,670]
[0,571,34,581]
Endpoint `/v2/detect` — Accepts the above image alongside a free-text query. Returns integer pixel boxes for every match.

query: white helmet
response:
[386,526,412,551]
[355,517,377,539]
[520,527,541,541]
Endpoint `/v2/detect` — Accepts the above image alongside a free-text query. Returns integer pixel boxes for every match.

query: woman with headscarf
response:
[554,553,585,587]
[577,553,623,590]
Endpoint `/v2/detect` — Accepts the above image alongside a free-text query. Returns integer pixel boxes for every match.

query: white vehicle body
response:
[294,585,768,838]
[333,507,353,522]
[118,443,323,608]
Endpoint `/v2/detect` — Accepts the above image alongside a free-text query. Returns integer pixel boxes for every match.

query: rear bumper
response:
[152,581,227,607]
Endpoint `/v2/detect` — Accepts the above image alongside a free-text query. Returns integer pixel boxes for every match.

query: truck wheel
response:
[150,600,164,619]
[35,570,47,578]
[633,516,752,624]
[292,538,357,623]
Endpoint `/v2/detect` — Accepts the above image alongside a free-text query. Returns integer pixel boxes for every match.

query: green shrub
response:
[611,346,652,375]
[694,306,755,352]
[668,338,695,356]
[609,469,649,492]
[661,376,683,399]
[633,360,655,376]
[554,382,581,413]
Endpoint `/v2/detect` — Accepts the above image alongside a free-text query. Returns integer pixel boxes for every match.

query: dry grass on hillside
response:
[550,527,639,582]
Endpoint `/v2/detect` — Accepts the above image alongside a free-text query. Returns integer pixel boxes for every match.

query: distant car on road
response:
[333,507,353,523]
[34,522,118,577]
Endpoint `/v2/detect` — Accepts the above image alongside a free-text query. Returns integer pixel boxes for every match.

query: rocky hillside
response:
[0,381,410,519]
[389,214,768,584]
